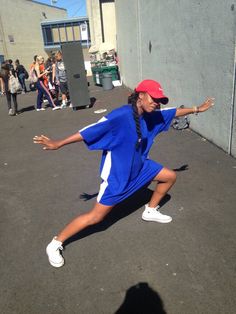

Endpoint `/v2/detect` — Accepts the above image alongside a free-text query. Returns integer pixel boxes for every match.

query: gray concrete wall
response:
[115,0,236,157]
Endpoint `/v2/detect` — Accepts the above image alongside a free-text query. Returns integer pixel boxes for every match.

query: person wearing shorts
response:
[33,79,214,267]
[55,51,70,109]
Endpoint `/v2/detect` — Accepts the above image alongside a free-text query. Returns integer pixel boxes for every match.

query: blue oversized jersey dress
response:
[79,105,176,206]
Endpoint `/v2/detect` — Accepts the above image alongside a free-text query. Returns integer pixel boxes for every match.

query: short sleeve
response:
[79,117,114,151]
[145,107,176,137]
[159,108,177,131]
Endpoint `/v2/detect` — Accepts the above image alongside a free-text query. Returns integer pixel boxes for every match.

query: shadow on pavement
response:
[79,192,98,201]
[18,105,35,113]
[64,187,171,247]
[173,164,189,172]
[114,282,167,314]
[72,97,97,110]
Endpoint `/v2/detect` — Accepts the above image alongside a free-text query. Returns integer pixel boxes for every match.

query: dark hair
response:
[34,55,38,62]
[0,62,10,78]
[128,91,142,149]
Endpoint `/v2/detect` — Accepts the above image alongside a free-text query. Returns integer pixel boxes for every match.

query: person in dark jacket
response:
[0,62,19,116]
[15,59,28,93]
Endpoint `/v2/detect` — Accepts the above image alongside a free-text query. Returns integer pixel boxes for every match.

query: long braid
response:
[128,92,142,149]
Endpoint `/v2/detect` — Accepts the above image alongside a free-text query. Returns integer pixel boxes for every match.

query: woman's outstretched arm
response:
[33,132,84,150]
[175,97,214,117]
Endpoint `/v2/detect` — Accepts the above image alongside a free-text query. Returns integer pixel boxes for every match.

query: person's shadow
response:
[18,105,35,114]
[64,186,171,246]
[114,282,167,314]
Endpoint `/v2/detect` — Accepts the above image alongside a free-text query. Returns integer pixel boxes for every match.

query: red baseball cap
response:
[135,79,169,104]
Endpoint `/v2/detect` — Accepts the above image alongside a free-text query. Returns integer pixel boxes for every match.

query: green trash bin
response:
[101,65,119,81]
[92,65,119,85]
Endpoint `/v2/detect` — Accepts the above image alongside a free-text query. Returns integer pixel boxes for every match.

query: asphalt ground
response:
[0,80,236,314]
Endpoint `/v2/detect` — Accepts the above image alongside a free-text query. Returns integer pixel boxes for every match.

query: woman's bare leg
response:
[56,202,114,243]
[148,167,177,208]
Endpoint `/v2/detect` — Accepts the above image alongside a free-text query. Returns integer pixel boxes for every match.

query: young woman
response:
[33,79,214,267]
[51,56,60,106]
[55,51,70,109]
[0,62,19,116]
[34,56,60,111]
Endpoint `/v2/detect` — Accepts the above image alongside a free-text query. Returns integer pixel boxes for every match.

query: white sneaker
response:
[69,103,73,108]
[142,204,172,223]
[46,237,64,267]
[52,106,61,110]
[60,104,67,109]
[8,108,14,115]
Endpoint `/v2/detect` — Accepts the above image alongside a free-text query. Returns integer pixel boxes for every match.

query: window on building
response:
[8,35,14,43]
[66,26,74,42]
[41,20,90,47]
[43,27,53,45]
[73,25,81,41]
[52,27,60,43]
[59,26,67,42]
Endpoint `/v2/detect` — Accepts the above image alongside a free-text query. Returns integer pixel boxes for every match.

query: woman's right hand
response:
[33,135,61,150]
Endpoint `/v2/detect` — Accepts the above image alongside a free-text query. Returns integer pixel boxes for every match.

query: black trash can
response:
[101,73,113,91]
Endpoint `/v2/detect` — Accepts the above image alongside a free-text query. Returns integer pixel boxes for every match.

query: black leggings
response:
[6,91,18,112]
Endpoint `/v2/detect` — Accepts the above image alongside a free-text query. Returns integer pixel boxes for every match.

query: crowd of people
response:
[0,51,71,116]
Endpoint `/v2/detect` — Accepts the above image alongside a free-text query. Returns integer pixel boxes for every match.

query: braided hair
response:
[128,92,142,149]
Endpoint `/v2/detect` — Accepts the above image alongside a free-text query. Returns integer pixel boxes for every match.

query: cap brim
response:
[159,97,169,105]
[153,97,169,105]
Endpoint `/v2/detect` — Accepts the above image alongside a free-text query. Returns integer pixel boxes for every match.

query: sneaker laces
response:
[57,245,63,251]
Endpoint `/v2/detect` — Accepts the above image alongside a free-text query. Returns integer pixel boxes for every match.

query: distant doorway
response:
[0,55,4,66]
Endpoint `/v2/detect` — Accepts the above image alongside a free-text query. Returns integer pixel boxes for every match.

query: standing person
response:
[15,59,28,93]
[33,79,214,267]
[34,56,60,111]
[0,62,19,116]
[51,56,60,106]
[30,55,38,71]
[7,59,14,72]
[29,55,38,91]
[45,56,53,86]
[55,50,71,109]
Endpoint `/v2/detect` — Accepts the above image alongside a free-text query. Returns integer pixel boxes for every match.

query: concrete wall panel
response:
[115,0,236,156]
[115,0,141,86]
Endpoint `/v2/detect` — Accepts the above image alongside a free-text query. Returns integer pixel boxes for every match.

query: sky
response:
[36,0,87,17]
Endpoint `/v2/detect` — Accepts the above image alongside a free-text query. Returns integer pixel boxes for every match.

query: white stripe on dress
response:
[79,116,107,133]
[155,107,176,111]
[97,151,112,203]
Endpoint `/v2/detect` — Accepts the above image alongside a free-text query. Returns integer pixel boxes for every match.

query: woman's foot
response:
[46,237,64,267]
[8,108,15,116]
[142,204,172,223]
[52,106,61,111]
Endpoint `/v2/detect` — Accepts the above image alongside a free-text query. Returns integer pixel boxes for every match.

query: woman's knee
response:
[154,168,177,184]
[87,212,104,225]
[87,204,113,225]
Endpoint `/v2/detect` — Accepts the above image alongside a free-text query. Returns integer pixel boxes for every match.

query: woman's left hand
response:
[198,97,215,112]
